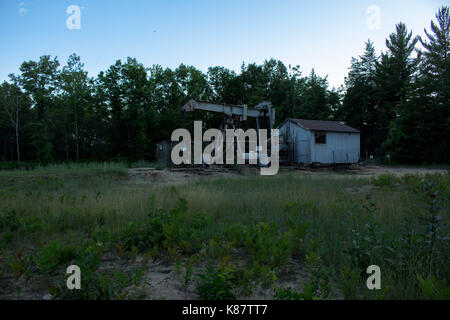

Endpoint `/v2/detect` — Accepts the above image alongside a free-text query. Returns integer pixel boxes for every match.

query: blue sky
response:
[0,0,447,88]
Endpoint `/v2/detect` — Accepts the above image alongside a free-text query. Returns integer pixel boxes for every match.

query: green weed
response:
[370,173,398,187]
[196,259,237,300]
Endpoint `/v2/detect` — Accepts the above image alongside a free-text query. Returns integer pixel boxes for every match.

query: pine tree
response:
[378,23,421,159]
[339,40,379,154]
[417,6,450,163]
[420,6,450,101]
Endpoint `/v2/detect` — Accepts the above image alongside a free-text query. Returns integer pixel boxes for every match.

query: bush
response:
[45,242,139,300]
[274,287,304,300]
[119,221,161,252]
[241,222,293,268]
[118,198,208,255]
[0,210,22,232]
[370,173,398,187]
[52,267,144,300]
[401,174,422,187]
[196,262,237,300]
[7,250,33,280]
[417,275,450,300]
[338,265,360,299]
[35,240,78,274]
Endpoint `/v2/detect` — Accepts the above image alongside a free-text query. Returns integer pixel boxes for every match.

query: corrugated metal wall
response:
[309,132,360,164]
[279,121,360,165]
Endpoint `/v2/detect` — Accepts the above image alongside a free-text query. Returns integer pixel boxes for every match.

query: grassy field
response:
[0,163,449,300]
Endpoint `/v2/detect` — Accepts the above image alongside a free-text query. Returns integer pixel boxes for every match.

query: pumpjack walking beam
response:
[181,99,275,166]
[181,99,275,128]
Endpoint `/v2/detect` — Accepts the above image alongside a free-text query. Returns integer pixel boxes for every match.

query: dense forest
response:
[1,7,448,165]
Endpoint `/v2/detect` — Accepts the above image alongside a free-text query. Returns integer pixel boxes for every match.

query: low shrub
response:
[35,240,78,275]
[370,173,398,187]
[0,210,22,232]
[118,198,208,255]
[196,261,237,300]
[51,267,145,300]
[241,222,294,268]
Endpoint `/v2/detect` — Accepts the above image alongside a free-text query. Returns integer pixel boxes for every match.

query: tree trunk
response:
[75,115,79,162]
[15,122,20,163]
[3,95,21,163]
[15,107,20,163]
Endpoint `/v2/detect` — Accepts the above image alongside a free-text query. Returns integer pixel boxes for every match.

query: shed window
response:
[314,132,326,144]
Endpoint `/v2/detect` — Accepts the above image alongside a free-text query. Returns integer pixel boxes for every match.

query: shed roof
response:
[281,118,360,133]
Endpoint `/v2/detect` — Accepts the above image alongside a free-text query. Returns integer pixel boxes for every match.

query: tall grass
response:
[0,166,448,299]
[0,161,128,177]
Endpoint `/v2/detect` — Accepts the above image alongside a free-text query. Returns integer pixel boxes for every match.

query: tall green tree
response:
[385,6,450,163]
[297,69,332,120]
[97,61,125,158]
[376,23,421,158]
[121,57,152,160]
[420,6,450,102]
[418,6,450,162]
[207,66,238,103]
[339,40,379,154]
[59,54,91,161]
[0,81,29,163]
[18,56,60,163]
[18,56,60,122]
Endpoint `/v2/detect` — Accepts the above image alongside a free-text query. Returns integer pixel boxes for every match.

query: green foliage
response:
[303,241,332,299]
[46,242,141,300]
[7,250,33,280]
[343,194,386,271]
[274,287,304,300]
[416,181,449,277]
[342,174,450,298]
[118,198,207,255]
[0,166,448,299]
[52,267,145,300]
[239,222,294,268]
[417,274,450,300]
[196,261,237,300]
[35,240,78,274]
[1,50,339,163]
[204,238,231,260]
[274,241,332,300]
[370,174,398,187]
[175,255,200,299]
[337,265,360,299]
[29,122,53,164]
[74,243,103,272]
[0,210,22,231]
[118,220,161,253]
[401,174,423,187]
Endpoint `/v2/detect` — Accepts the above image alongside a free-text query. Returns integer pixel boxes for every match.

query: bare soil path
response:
[127,165,448,185]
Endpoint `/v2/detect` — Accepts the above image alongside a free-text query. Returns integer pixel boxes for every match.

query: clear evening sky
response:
[0,0,447,88]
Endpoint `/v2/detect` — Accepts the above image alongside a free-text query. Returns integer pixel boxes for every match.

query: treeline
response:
[1,7,448,165]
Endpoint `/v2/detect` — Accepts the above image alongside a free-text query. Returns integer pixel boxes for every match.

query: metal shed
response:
[278,118,360,166]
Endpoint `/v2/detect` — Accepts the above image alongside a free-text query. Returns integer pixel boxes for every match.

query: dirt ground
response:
[120,252,327,300]
[128,165,448,185]
[1,249,331,300]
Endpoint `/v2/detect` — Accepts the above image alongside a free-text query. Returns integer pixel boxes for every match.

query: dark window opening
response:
[314,132,326,144]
